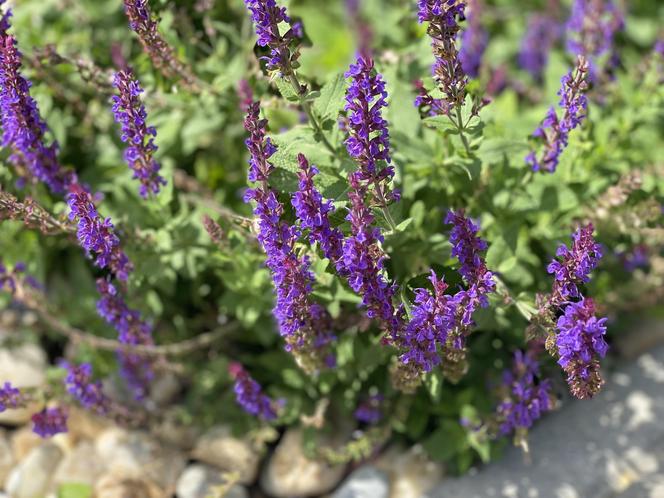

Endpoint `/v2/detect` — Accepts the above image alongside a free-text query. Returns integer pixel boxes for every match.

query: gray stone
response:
[175,463,248,498]
[332,466,389,498]
[0,344,47,425]
[53,440,105,487]
[0,429,14,488]
[149,372,182,406]
[94,471,164,498]
[95,427,186,490]
[375,444,444,498]
[5,442,63,498]
[425,344,664,498]
[260,428,345,497]
[191,425,260,485]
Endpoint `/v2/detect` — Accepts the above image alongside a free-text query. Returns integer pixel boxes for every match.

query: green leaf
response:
[57,483,93,498]
[424,371,443,402]
[313,73,346,123]
[478,138,529,164]
[274,77,300,102]
[423,115,459,134]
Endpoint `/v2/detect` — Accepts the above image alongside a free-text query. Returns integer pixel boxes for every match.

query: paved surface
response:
[426,345,664,498]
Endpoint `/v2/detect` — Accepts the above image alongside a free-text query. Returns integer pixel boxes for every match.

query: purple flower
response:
[354,393,384,424]
[566,0,624,82]
[243,102,335,372]
[497,350,552,435]
[229,362,278,420]
[413,79,449,117]
[346,0,373,57]
[96,279,154,399]
[67,183,133,281]
[292,153,344,265]
[342,173,403,342]
[418,0,468,110]
[526,56,589,173]
[63,362,109,415]
[122,0,198,88]
[344,56,394,187]
[620,244,649,272]
[445,209,495,295]
[111,69,166,198]
[556,297,608,399]
[0,382,21,412]
[400,270,454,372]
[32,407,68,438]
[0,33,75,193]
[244,0,302,75]
[547,224,602,304]
[519,15,562,81]
[459,0,488,78]
[238,79,254,114]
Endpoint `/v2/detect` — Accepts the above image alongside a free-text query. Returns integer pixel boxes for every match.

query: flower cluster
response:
[547,224,602,304]
[519,15,562,82]
[67,183,133,281]
[344,56,394,188]
[413,79,448,117]
[354,393,384,424]
[31,407,68,438]
[526,56,589,173]
[555,298,608,399]
[418,0,468,110]
[243,102,335,372]
[0,30,74,193]
[459,0,488,78]
[292,153,344,265]
[122,0,198,88]
[0,382,22,412]
[63,362,110,415]
[229,362,278,420]
[496,350,552,435]
[111,69,166,198]
[620,244,649,272]
[96,279,154,399]
[566,0,624,82]
[244,0,303,75]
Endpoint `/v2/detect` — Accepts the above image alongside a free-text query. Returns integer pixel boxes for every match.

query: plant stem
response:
[454,106,472,156]
[286,72,336,155]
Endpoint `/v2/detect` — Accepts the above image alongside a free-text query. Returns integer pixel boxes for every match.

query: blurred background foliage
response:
[0,0,663,472]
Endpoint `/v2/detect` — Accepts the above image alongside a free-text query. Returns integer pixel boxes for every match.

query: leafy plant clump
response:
[0,0,662,472]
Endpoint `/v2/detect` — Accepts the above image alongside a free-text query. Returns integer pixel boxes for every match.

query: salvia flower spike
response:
[243,102,335,372]
[63,362,110,415]
[526,55,589,173]
[519,14,562,82]
[229,362,278,420]
[555,297,608,399]
[0,382,22,412]
[122,0,199,89]
[0,31,74,193]
[244,0,303,76]
[96,279,155,399]
[67,184,133,281]
[418,0,468,111]
[111,69,166,198]
[32,406,68,438]
[459,0,488,78]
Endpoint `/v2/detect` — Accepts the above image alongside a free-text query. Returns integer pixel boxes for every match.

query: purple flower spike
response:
[401,270,453,372]
[122,0,198,88]
[526,56,589,173]
[292,153,344,266]
[566,0,624,82]
[418,0,468,110]
[459,0,488,78]
[96,279,154,399]
[67,183,133,281]
[519,15,562,82]
[0,32,75,193]
[342,173,403,342]
[32,407,68,438]
[547,224,602,305]
[63,362,110,415]
[344,56,394,187]
[244,0,302,75]
[111,69,166,198]
[229,362,278,420]
[354,393,384,424]
[497,350,553,435]
[243,103,335,372]
[556,297,608,399]
[0,382,21,412]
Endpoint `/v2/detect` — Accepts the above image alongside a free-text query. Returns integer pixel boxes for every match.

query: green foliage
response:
[0,0,663,475]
